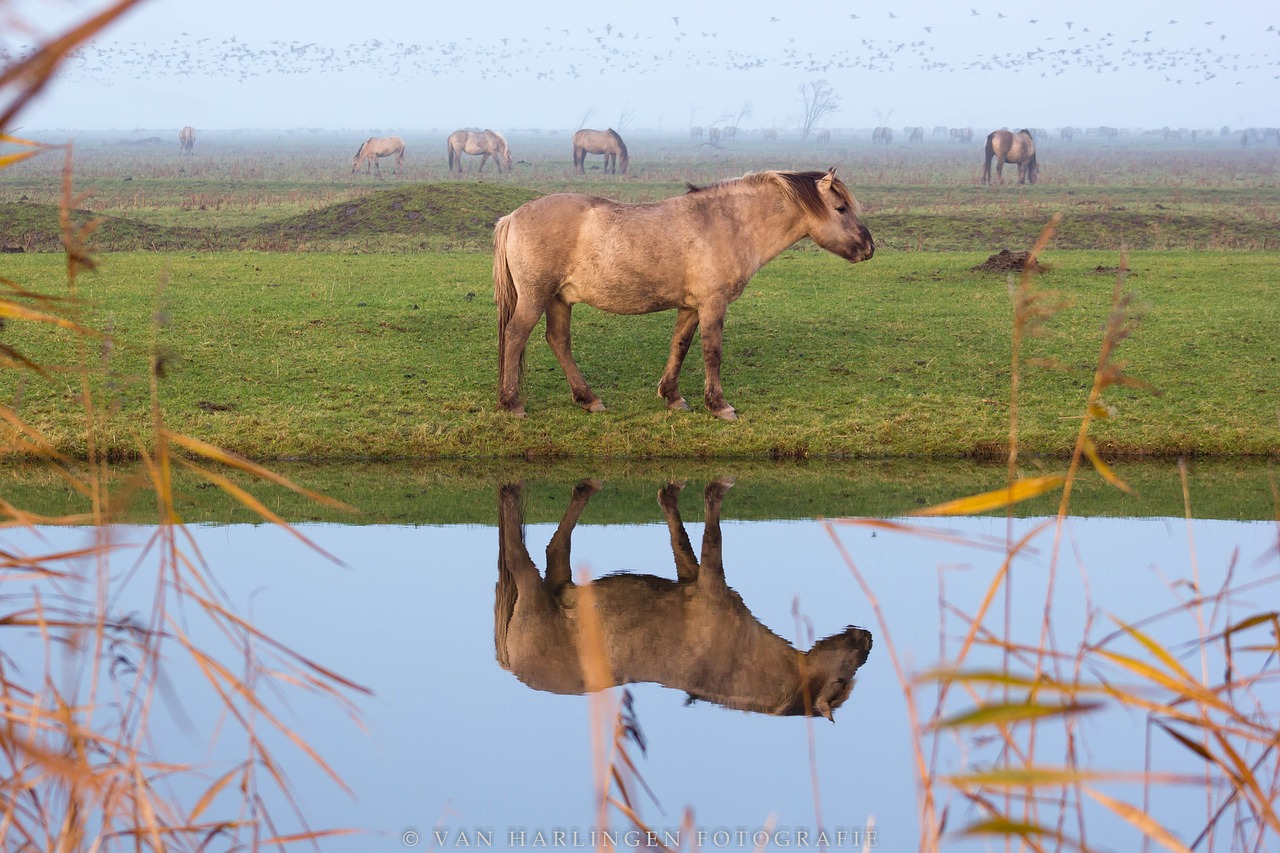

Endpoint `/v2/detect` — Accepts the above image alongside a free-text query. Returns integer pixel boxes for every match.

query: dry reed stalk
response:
[3,7,367,849]
[827,217,1278,851]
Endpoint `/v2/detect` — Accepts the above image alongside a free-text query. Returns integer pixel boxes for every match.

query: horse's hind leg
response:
[657,307,698,411]
[545,298,606,412]
[478,153,490,173]
[499,297,548,416]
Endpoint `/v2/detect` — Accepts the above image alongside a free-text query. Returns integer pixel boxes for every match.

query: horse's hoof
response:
[584,400,607,413]
[666,398,691,412]
[712,406,738,421]
[501,404,527,418]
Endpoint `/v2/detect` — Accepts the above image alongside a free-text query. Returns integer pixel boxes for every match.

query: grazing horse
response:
[872,126,892,144]
[816,129,831,143]
[447,129,512,174]
[761,128,778,141]
[982,129,1039,185]
[950,127,973,143]
[708,127,721,146]
[495,479,874,719]
[178,126,194,155]
[494,168,874,420]
[908,126,924,142]
[351,135,405,175]
[690,126,703,139]
[572,128,629,175]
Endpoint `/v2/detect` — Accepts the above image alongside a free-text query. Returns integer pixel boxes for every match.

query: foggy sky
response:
[7,0,1279,133]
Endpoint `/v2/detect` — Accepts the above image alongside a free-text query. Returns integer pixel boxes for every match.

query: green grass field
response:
[2,133,1278,460]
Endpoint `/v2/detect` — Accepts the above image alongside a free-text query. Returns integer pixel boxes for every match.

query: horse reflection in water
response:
[495,479,873,719]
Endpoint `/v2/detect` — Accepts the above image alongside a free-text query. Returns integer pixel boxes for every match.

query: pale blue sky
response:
[7,0,1279,131]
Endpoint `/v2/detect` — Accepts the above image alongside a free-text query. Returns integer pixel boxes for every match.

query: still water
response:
[5,463,1278,850]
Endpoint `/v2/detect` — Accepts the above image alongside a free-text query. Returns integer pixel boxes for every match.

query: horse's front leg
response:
[698,303,737,421]
[545,298,606,412]
[478,153,490,173]
[657,307,699,411]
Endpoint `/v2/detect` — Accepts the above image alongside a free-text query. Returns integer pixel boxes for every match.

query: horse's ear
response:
[818,167,836,191]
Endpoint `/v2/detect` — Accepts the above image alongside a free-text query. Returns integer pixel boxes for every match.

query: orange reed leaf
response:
[172,457,346,565]
[1108,617,1194,684]
[1082,788,1192,853]
[912,475,1065,516]
[1081,437,1133,494]
[0,150,40,168]
[187,764,245,825]
[161,430,356,512]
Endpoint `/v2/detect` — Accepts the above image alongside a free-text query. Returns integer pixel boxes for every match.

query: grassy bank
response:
[3,247,1277,460]
[2,457,1274,525]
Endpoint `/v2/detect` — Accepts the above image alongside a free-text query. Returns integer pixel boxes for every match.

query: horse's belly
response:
[560,277,679,315]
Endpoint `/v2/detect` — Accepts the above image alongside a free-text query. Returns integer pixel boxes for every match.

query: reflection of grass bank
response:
[5,250,1278,460]
[3,458,1275,524]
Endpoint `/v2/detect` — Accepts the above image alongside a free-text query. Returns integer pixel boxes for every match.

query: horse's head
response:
[797,168,874,264]
[1026,158,1040,184]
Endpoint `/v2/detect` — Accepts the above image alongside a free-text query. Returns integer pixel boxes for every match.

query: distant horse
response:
[572,128,629,175]
[722,126,737,140]
[816,129,831,143]
[447,129,512,174]
[950,127,973,143]
[1060,127,1075,141]
[872,126,892,144]
[908,126,924,143]
[761,128,778,141]
[982,128,1039,185]
[708,127,721,146]
[179,126,195,155]
[495,479,873,719]
[351,135,405,175]
[690,126,703,139]
[493,168,874,419]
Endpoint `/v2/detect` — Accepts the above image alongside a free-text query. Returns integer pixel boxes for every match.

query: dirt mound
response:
[261,183,540,246]
[971,249,1048,273]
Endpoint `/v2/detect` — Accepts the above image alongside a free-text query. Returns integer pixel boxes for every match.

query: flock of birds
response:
[33,11,1280,97]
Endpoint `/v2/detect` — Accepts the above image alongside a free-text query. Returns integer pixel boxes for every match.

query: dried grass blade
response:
[952,817,1083,851]
[1082,787,1192,853]
[0,150,40,168]
[172,457,346,565]
[934,700,1102,730]
[1081,436,1133,494]
[912,476,1064,517]
[161,430,356,512]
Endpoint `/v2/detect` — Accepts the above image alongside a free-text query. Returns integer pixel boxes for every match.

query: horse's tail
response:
[494,214,520,391]
[447,139,455,171]
[494,483,525,670]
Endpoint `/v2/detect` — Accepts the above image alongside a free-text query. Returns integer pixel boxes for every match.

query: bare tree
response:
[617,102,635,132]
[576,105,598,131]
[797,79,839,139]
[734,100,753,130]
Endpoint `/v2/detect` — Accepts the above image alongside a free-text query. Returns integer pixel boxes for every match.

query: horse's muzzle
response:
[849,225,875,262]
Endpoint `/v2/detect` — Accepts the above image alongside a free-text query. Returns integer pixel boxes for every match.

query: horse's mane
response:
[685,171,853,218]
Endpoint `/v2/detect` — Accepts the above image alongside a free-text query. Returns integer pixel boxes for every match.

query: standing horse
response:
[447,129,512,174]
[872,126,892,144]
[495,478,873,719]
[493,168,874,420]
[982,128,1039,185]
[178,126,194,155]
[572,128,629,175]
[351,136,405,175]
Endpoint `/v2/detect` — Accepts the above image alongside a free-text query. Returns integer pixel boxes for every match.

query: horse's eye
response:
[835,204,848,214]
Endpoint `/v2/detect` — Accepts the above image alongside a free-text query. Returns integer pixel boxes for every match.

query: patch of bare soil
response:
[970,249,1048,273]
